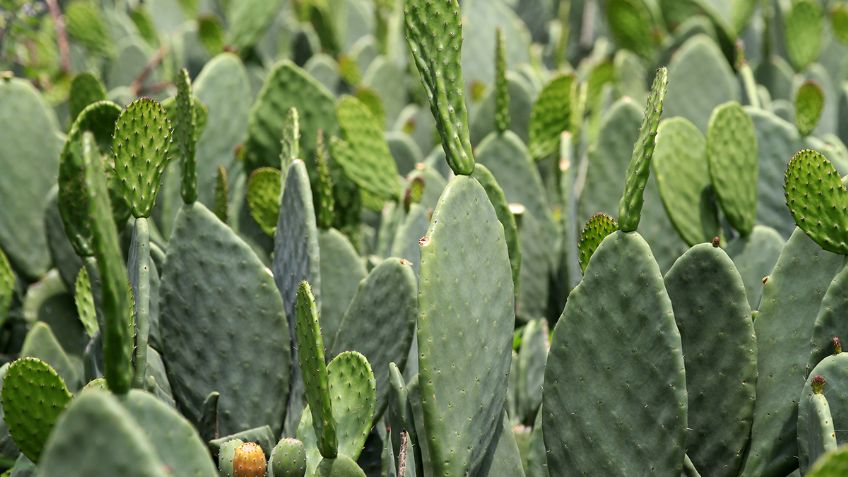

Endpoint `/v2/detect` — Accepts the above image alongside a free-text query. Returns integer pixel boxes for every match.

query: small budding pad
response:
[1,358,72,463]
[795,81,825,136]
[578,213,618,273]
[528,74,574,161]
[247,167,282,236]
[112,98,172,218]
[785,149,848,255]
[233,442,267,477]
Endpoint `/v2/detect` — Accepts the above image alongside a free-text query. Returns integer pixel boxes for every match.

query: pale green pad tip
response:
[578,213,618,273]
[0,248,12,326]
[706,101,758,236]
[652,117,720,246]
[327,352,375,460]
[218,439,244,477]
[796,81,825,137]
[664,244,756,477]
[73,268,98,337]
[784,149,848,255]
[334,95,400,201]
[785,0,823,71]
[404,0,475,175]
[798,377,838,474]
[528,74,574,161]
[2,358,71,463]
[542,231,687,475]
[271,438,307,477]
[295,281,337,459]
[247,167,282,236]
[417,175,515,476]
[618,67,668,232]
[159,201,289,436]
[82,131,134,395]
[37,391,165,477]
[174,68,198,204]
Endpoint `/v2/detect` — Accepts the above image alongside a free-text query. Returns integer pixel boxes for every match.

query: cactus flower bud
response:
[833,336,842,354]
[812,375,826,395]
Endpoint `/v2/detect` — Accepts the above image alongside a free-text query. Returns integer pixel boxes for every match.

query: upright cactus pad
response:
[404,0,475,175]
[785,149,848,254]
[326,352,375,460]
[471,164,521,296]
[796,81,825,136]
[315,455,366,477]
[247,167,282,236]
[785,0,823,71]
[543,231,687,475]
[112,99,172,218]
[0,249,12,326]
[417,176,514,476]
[295,281,337,459]
[799,375,838,474]
[1,358,71,463]
[528,74,574,161]
[271,438,307,477]
[174,68,198,204]
[618,67,668,232]
[233,442,267,477]
[68,72,106,122]
[577,213,618,273]
[706,101,758,236]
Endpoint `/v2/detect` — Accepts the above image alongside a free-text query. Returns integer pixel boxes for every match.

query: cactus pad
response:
[315,455,366,477]
[796,81,825,136]
[799,373,839,474]
[326,352,375,460]
[0,249,12,326]
[112,99,172,218]
[785,0,823,71]
[271,438,307,477]
[577,213,618,273]
[706,101,758,236]
[528,74,574,161]
[69,72,106,122]
[784,149,848,255]
[247,167,282,236]
[2,358,71,463]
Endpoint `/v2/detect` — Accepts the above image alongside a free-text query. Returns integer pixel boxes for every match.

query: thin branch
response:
[397,431,409,477]
[130,46,168,96]
[44,0,70,73]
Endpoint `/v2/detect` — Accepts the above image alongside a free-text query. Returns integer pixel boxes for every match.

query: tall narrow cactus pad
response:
[404,0,475,175]
[618,67,668,232]
[0,78,61,279]
[0,249,12,326]
[112,99,172,218]
[128,218,151,389]
[82,132,133,394]
[121,390,218,476]
[247,167,282,236]
[578,213,618,273]
[471,164,521,296]
[37,391,165,477]
[274,160,321,432]
[652,117,720,245]
[798,374,839,474]
[494,28,509,134]
[334,96,400,201]
[799,354,848,472]
[295,281,337,459]
[796,81,825,136]
[2,358,71,463]
[160,202,289,435]
[785,0,823,71]
[528,74,574,161]
[664,244,756,477]
[331,258,417,416]
[542,231,687,475]
[245,61,336,171]
[809,266,848,369]
[706,101,758,236]
[785,150,848,255]
[174,69,198,204]
[742,228,843,477]
[416,176,515,475]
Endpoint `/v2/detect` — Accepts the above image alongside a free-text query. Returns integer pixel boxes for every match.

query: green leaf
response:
[795,80,825,137]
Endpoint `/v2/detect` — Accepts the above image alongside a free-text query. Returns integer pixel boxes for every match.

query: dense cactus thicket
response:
[7,0,848,475]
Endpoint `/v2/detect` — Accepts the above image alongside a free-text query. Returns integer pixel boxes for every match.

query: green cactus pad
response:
[809,446,848,476]
[2,358,71,463]
[69,73,106,122]
[799,354,848,471]
[404,0,475,175]
[274,160,321,432]
[214,166,228,223]
[226,0,285,51]
[271,438,307,477]
[706,101,758,236]
[218,438,244,477]
[64,1,112,55]
[494,29,509,134]
[808,266,848,370]
[515,319,548,425]
[785,0,823,71]
[112,99,172,219]
[37,391,165,477]
[0,78,61,279]
[0,249,12,326]
[544,231,686,474]
[664,244,756,477]
[120,390,217,476]
[331,258,417,416]
[318,229,366,344]
[664,35,738,132]
[160,201,289,436]
[528,74,574,161]
[618,67,668,232]
[20,322,79,391]
[784,149,848,255]
[799,371,840,474]
[247,167,282,236]
[295,281,337,459]
[577,213,618,273]
[605,0,657,59]
[81,131,134,395]
[417,175,514,476]
[327,352,375,460]
[742,228,843,477]
[333,96,400,201]
[471,164,521,295]
[210,426,275,457]
[315,455,366,477]
[652,117,720,245]
[173,69,198,204]
[833,3,848,43]
[245,60,336,171]
[726,225,785,309]
[796,81,825,136]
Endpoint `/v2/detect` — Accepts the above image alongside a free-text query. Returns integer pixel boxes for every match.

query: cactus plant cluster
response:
[8,0,848,476]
